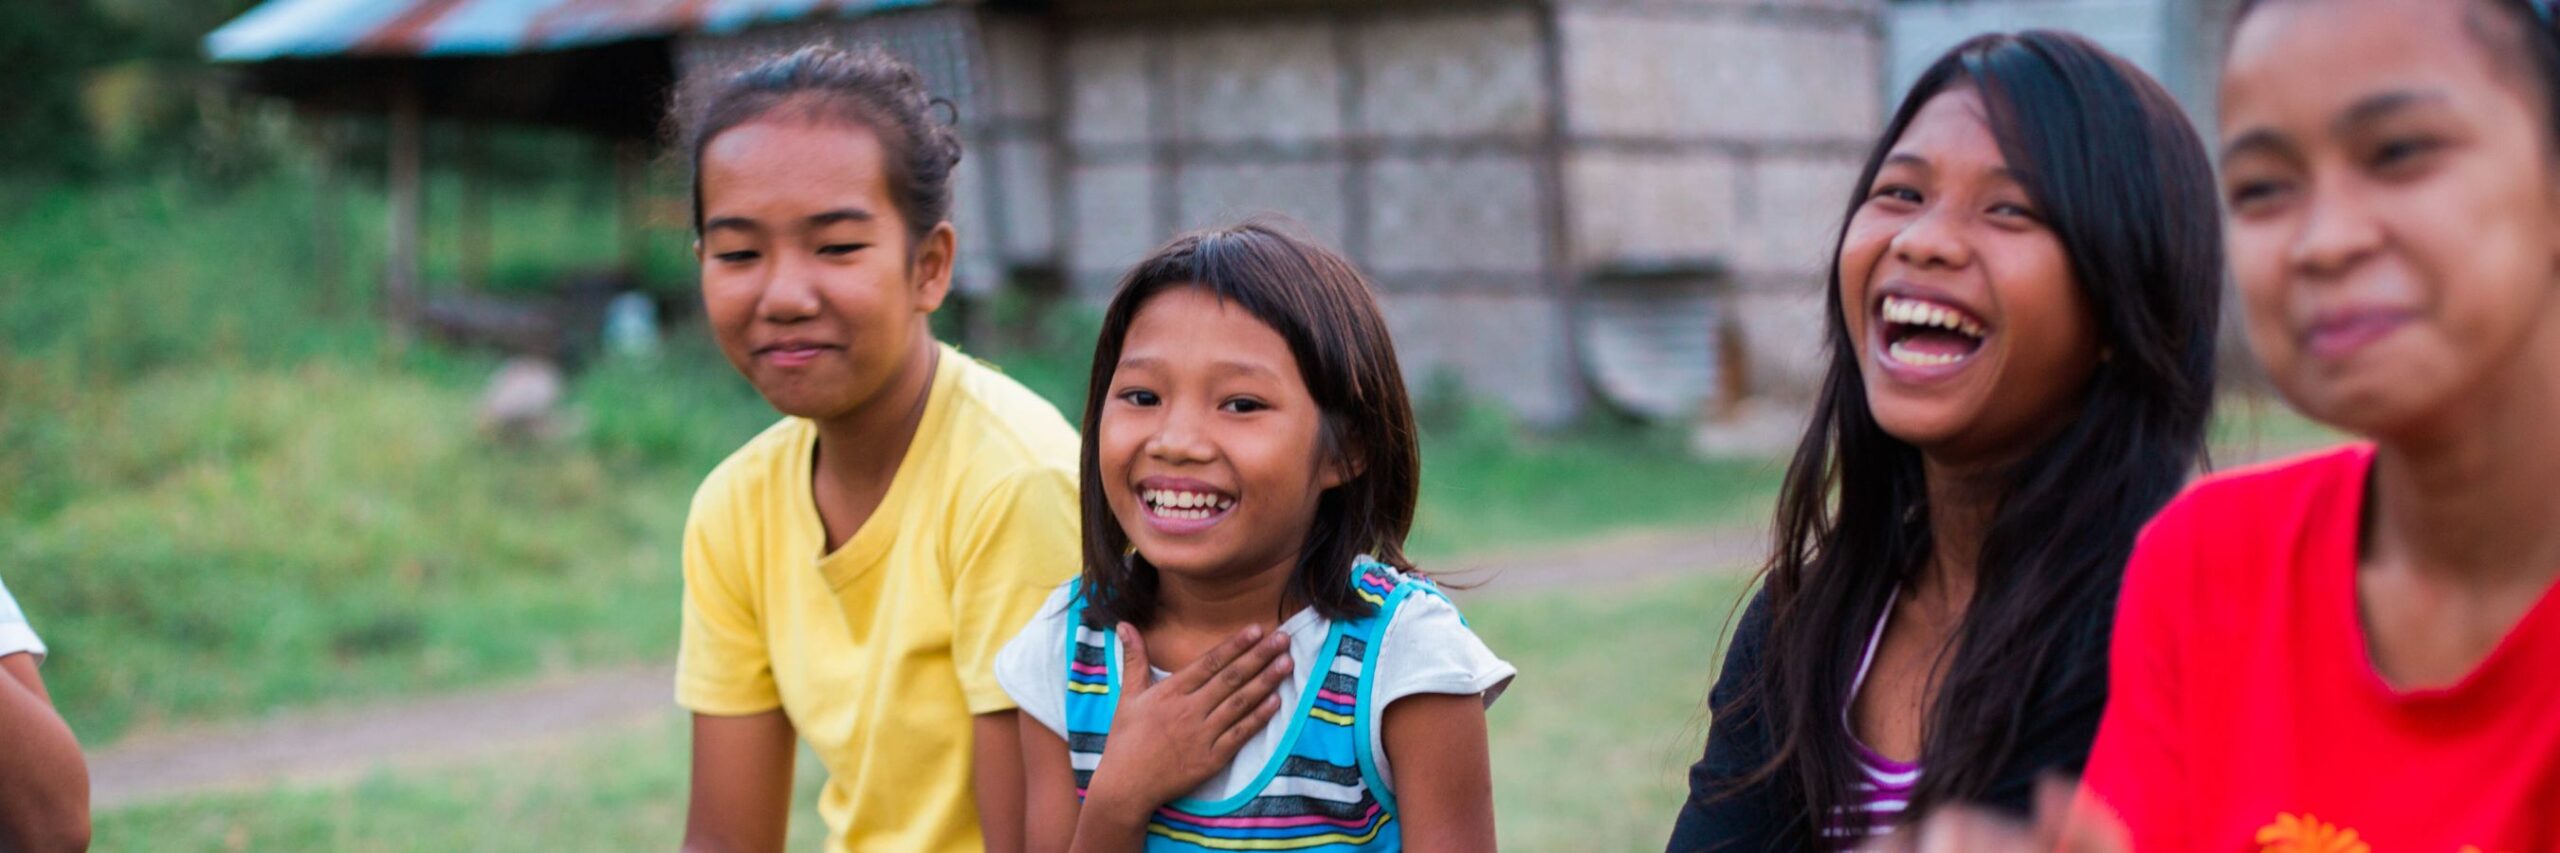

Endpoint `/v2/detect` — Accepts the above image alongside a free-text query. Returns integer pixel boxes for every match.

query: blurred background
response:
[0,0,2315,848]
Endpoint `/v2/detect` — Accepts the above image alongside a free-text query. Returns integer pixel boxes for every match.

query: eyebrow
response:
[2337,89,2447,133]
[1878,151,2023,184]
[1116,355,1281,380]
[2222,89,2449,162]
[702,215,757,234]
[2222,126,2285,162]
[699,207,875,234]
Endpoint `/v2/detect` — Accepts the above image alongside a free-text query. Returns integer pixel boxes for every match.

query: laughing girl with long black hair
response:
[1665,31,2224,850]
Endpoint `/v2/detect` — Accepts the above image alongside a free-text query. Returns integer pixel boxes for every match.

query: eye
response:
[2226,178,2293,213]
[816,243,867,258]
[1114,388,1159,407]
[1986,201,2041,223]
[712,250,761,264]
[1219,397,1270,414]
[2369,136,2443,172]
[1869,184,1923,205]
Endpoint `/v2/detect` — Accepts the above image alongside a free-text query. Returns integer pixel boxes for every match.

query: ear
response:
[1318,441,1365,491]
[910,221,957,314]
[691,236,705,264]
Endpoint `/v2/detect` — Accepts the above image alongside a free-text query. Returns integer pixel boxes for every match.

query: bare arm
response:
[976,711,1028,853]
[1020,711,1083,853]
[1379,692,1496,853]
[683,710,798,853]
[0,654,87,852]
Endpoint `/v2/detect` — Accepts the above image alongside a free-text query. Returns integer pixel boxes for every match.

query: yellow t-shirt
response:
[677,343,1080,852]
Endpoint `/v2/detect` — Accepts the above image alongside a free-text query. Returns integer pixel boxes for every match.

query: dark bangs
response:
[1075,221,1421,629]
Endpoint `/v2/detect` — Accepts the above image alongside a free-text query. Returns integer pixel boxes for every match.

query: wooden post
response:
[304,115,344,315]
[614,139,644,276]
[386,75,425,332]
[459,125,490,293]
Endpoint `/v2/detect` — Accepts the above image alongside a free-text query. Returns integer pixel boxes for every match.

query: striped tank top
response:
[1823,587,1922,842]
[1062,562,1430,852]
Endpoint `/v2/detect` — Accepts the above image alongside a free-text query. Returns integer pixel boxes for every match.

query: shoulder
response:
[940,346,1081,479]
[0,573,40,662]
[996,581,1083,669]
[2149,442,2371,540]
[1366,564,1516,707]
[995,581,1085,737]
[2127,441,2371,600]
[687,416,813,520]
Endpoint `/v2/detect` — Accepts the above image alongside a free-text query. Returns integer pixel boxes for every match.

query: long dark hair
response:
[1075,221,1422,629]
[1723,31,2222,840]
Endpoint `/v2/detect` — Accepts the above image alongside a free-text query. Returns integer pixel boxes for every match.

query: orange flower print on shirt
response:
[2256,813,2370,853]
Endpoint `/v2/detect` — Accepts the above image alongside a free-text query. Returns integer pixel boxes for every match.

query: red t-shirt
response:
[2085,444,2560,853]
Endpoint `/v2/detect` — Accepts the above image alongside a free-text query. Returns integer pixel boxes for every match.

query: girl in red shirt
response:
[2077,0,2560,849]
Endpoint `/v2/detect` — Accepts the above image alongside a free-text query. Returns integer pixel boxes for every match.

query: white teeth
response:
[1880,296,1987,338]
[1141,489,1233,516]
[1886,339,1969,366]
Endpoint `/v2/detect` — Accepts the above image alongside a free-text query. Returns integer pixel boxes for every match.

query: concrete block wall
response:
[1056,6,1580,424]
[1556,0,1883,409]
[977,14,1061,268]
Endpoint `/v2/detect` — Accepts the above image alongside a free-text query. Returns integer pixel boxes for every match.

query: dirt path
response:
[86,524,1765,810]
[87,427,2331,811]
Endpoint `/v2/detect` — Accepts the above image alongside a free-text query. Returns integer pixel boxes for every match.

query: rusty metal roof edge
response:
[206,0,957,63]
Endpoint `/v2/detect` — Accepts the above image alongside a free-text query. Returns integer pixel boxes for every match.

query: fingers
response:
[1157,623,1261,693]
[2039,776,2133,853]
[1204,649,1292,732]
[1910,806,2036,852]
[1117,623,1152,694]
[1210,693,1285,758]
[1203,629,1290,699]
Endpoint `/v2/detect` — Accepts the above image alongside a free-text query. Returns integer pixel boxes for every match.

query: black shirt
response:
[1664,585,2111,852]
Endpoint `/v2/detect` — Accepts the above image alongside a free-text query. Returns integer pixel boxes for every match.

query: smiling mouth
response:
[1141,487,1235,521]
[1879,295,1989,368]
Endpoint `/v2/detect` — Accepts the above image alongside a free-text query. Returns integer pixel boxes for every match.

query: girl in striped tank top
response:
[998,222,1513,853]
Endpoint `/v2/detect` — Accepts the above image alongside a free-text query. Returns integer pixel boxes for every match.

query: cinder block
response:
[1730,288,1833,404]
[990,138,1057,263]
[1566,151,1742,266]
[1176,161,1352,252]
[949,152,1001,295]
[1066,162,1162,284]
[980,15,1053,123]
[1367,153,1545,276]
[1167,21,1343,145]
[1353,10,1546,140]
[1732,153,1866,278]
[1065,30,1151,147]
[1561,10,1882,142]
[1377,291,1581,426]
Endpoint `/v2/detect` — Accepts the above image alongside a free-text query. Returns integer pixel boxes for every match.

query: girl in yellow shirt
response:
[670,45,1082,853]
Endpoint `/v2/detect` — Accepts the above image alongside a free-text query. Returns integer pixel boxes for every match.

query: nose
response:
[2285,177,2383,281]
[756,253,822,323]
[1143,401,1216,466]
[1889,204,1975,271]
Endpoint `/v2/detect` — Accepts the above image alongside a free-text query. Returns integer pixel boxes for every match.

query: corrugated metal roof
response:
[206,0,942,62]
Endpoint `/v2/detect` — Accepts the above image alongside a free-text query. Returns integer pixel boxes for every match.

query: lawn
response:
[1,174,1785,748]
[92,572,1755,851]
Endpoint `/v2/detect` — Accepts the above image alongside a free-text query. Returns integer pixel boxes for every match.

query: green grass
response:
[2209,393,2347,464]
[91,713,833,852]
[93,572,1755,851]
[0,172,1782,748]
